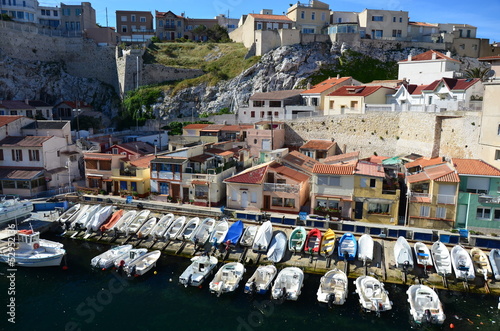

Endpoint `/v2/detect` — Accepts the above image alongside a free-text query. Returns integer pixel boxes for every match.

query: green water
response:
[1,236,500,331]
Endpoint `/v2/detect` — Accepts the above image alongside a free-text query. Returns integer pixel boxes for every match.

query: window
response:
[436,207,447,219]
[3,180,16,189]
[140,17,146,22]
[253,100,264,107]
[131,15,136,22]
[372,30,383,39]
[420,206,430,217]
[494,209,500,221]
[321,12,325,21]
[75,9,81,16]
[311,12,315,20]
[477,207,491,220]
[120,181,127,190]
[303,28,315,34]
[393,17,396,22]
[283,23,289,29]
[131,182,137,192]
[250,111,255,118]
[350,100,358,110]
[10,110,17,115]
[329,100,334,109]
[372,16,384,21]
[250,192,257,203]
[62,8,70,16]
[159,20,163,27]
[428,96,433,105]
[318,175,340,186]
[28,150,40,161]
[121,16,127,22]
[112,148,118,154]
[272,197,283,206]
[12,149,22,161]
[368,203,390,214]
[300,11,305,19]
[284,198,295,208]
[269,101,281,107]
[496,150,500,161]
[231,189,238,201]
[256,23,262,30]
[195,185,208,199]
[122,26,127,33]
[100,160,111,170]
[0,150,3,160]
[465,177,489,194]
[392,30,402,37]
[53,10,58,16]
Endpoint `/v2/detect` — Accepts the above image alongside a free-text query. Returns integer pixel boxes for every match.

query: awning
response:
[87,174,104,179]
[103,179,113,182]
[191,180,208,186]
[316,195,352,202]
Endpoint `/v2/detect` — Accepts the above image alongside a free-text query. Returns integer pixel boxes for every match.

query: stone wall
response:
[141,64,203,88]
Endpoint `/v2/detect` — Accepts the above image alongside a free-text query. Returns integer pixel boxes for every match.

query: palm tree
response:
[464,67,491,81]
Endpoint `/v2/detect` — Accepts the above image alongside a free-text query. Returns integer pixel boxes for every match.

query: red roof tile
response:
[269,163,309,183]
[282,150,318,173]
[452,158,500,176]
[355,161,386,177]
[0,116,23,127]
[300,139,335,151]
[405,157,445,169]
[323,151,360,164]
[408,22,438,27]
[249,14,292,21]
[129,155,155,168]
[225,164,268,184]
[200,124,225,131]
[478,56,500,61]
[183,123,210,130]
[424,78,480,92]
[407,163,459,183]
[313,163,356,175]
[399,50,460,63]
[328,85,393,97]
[301,77,352,94]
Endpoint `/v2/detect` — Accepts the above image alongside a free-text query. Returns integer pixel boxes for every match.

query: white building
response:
[397,50,461,85]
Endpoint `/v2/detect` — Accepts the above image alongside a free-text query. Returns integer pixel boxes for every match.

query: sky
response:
[39,1,500,43]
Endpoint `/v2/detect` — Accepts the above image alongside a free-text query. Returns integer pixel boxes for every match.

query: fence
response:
[0,20,82,38]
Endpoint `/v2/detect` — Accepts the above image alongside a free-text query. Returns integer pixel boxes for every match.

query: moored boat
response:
[338,233,357,261]
[150,213,175,239]
[191,217,216,246]
[87,205,114,232]
[179,254,218,287]
[177,217,200,241]
[240,225,258,247]
[489,249,500,281]
[125,209,151,235]
[112,210,137,234]
[124,250,161,277]
[0,195,33,225]
[71,204,100,230]
[320,228,336,257]
[305,228,322,255]
[288,226,307,253]
[407,284,445,325]
[355,275,392,313]
[114,248,148,269]
[358,234,374,264]
[431,241,452,276]
[64,204,90,229]
[209,219,229,247]
[414,242,433,269]
[471,247,492,279]
[271,267,304,301]
[57,203,81,225]
[137,217,158,239]
[90,244,133,269]
[394,236,414,271]
[244,265,277,295]
[209,262,245,296]
[267,231,287,263]
[252,221,273,253]
[100,209,124,232]
[451,245,475,280]
[316,268,348,306]
[223,220,244,247]
[164,216,186,240]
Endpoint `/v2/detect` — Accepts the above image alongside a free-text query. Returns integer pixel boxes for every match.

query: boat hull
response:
[0,252,65,267]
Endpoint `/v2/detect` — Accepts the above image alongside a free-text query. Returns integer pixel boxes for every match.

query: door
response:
[171,184,180,200]
[160,182,169,195]
[113,181,118,195]
[241,191,248,208]
[262,139,271,151]
[264,195,270,210]
[354,201,363,219]
[457,204,467,228]
[183,187,189,202]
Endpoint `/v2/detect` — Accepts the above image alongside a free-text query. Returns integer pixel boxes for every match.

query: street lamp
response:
[73,101,81,140]
[66,159,72,192]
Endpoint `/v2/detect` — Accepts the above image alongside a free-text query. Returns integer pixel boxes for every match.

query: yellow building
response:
[324,85,395,115]
[110,155,154,197]
[286,1,330,34]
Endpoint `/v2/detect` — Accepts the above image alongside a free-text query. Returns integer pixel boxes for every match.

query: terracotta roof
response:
[478,56,500,61]
[452,158,500,176]
[323,151,360,164]
[221,124,253,131]
[0,167,44,180]
[155,10,184,18]
[0,116,23,127]
[0,135,52,147]
[354,161,386,177]
[200,124,225,132]
[250,89,304,101]
[410,85,428,95]
[269,162,309,183]
[301,77,351,94]
[399,50,460,63]
[407,163,459,183]
[282,150,318,173]
[361,155,389,164]
[114,141,155,155]
[183,123,210,130]
[129,155,155,168]
[84,153,125,160]
[205,148,225,155]
[300,139,335,151]
[408,22,438,27]
[312,163,356,175]
[405,157,445,169]
[0,100,35,110]
[152,156,187,164]
[424,78,480,92]
[328,85,392,97]
[225,164,269,184]
[249,14,292,21]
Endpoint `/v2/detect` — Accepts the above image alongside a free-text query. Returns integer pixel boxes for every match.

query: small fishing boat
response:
[358,234,374,264]
[137,217,158,239]
[191,217,216,245]
[240,225,258,247]
[209,262,245,296]
[0,229,66,267]
[209,219,229,246]
[71,204,100,230]
[451,245,475,280]
[271,267,304,301]
[114,248,148,269]
[489,249,500,281]
[164,216,186,240]
[431,241,452,276]
[471,247,492,279]
[223,220,244,247]
[305,228,322,254]
[414,242,433,269]
[355,276,392,313]
[0,195,33,225]
[179,254,218,287]
[113,210,138,234]
[407,285,446,325]
[90,244,132,269]
[87,205,114,232]
[244,265,277,295]
[320,228,336,257]
[338,233,357,261]
[177,217,200,241]
[288,226,307,253]
[57,203,81,225]
[124,250,161,277]
[64,204,90,229]
[252,221,273,253]
[125,209,151,235]
[150,213,175,239]
[394,236,414,271]
[100,209,124,232]
[267,231,287,263]
[316,269,348,306]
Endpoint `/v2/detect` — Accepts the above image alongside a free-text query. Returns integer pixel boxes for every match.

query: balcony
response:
[437,194,456,204]
[263,183,299,194]
[409,192,431,203]
[162,25,177,31]
[120,169,137,177]
[478,195,500,204]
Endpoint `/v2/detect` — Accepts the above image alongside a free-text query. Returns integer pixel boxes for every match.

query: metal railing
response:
[437,194,455,204]
[263,183,300,194]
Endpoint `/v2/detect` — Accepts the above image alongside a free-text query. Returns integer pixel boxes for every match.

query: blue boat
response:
[338,233,357,261]
[223,220,244,246]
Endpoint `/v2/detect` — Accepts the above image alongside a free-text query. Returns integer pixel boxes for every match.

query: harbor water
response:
[1,235,500,331]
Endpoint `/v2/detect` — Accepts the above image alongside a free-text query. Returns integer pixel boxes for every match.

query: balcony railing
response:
[263,183,299,194]
[478,195,500,204]
[437,194,456,204]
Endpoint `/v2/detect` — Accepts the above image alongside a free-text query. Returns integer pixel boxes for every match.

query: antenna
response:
[106,7,108,27]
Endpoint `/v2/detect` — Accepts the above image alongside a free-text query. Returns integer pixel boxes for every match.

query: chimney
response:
[407,54,412,61]
[446,50,451,57]
[431,52,437,60]
[337,74,340,79]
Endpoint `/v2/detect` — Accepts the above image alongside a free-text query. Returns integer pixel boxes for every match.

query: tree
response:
[207,24,230,43]
[192,25,208,41]
[464,67,491,81]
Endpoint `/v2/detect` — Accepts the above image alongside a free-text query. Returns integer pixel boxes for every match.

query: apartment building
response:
[286,0,330,34]
[116,10,154,42]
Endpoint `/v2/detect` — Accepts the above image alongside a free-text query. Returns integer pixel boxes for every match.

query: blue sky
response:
[41,1,500,42]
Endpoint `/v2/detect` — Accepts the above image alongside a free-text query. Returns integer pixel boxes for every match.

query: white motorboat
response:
[471,247,492,280]
[244,265,277,295]
[114,248,148,269]
[137,217,158,239]
[179,254,218,287]
[489,249,500,281]
[209,219,229,246]
[355,276,392,313]
[240,225,258,247]
[90,244,133,269]
[431,241,452,276]
[451,245,475,280]
[317,268,348,305]
[57,203,81,225]
[71,204,101,230]
[252,221,273,253]
[414,242,433,269]
[63,204,90,229]
[267,231,287,263]
[192,217,216,246]
[87,205,114,232]
[407,285,446,325]
[209,262,245,296]
[112,210,137,234]
[271,267,304,301]
[177,217,200,241]
[0,229,66,267]
[358,234,374,265]
[150,213,175,239]
[394,236,414,271]
[164,216,186,240]
[125,209,151,235]
[0,195,33,225]
[124,250,161,277]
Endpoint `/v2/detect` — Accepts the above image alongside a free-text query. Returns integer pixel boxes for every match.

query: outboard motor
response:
[281,287,287,300]
[250,281,257,295]
[328,293,335,309]
[424,309,432,323]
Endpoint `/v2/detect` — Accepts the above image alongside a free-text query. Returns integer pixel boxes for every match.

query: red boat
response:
[305,228,322,254]
[100,209,124,232]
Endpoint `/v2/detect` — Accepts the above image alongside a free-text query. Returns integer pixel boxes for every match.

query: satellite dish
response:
[487,70,495,78]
